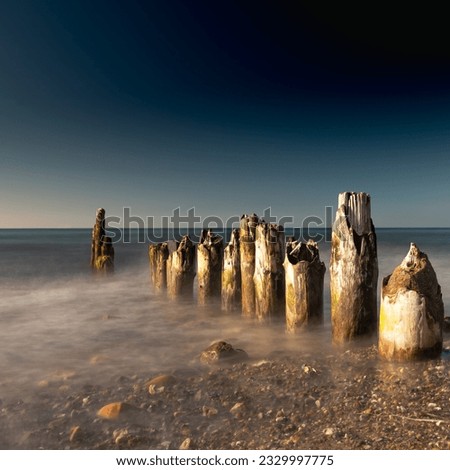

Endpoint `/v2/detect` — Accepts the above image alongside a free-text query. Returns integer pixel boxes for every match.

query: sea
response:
[0,228,449,401]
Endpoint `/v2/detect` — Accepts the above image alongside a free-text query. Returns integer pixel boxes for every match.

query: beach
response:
[0,228,449,449]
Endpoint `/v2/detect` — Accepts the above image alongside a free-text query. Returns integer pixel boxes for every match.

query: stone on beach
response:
[147,374,177,395]
[97,402,140,421]
[199,341,248,365]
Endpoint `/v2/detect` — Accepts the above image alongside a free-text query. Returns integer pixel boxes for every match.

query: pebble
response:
[199,341,248,365]
[113,429,129,445]
[69,426,82,443]
[97,402,139,420]
[147,375,177,395]
[202,406,218,417]
[229,402,245,417]
[179,438,194,450]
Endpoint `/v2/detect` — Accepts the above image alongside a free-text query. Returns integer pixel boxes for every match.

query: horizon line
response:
[2,226,450,230]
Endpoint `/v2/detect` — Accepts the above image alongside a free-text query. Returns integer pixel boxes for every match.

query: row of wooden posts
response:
[91,192,445,361]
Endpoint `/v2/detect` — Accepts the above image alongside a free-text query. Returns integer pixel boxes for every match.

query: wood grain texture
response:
[222,229,241,311]
[254,222,285,321]
[197,230,224,304]
[284,239,325,332]
[379,243,443,360]
[239,214,259,317]
[167,236,196,298]
[330,192,378,342]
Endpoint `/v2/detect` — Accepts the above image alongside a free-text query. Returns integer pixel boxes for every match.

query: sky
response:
[1,1,450,228]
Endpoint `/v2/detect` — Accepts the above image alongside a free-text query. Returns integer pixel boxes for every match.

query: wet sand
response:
[1,337,449,450]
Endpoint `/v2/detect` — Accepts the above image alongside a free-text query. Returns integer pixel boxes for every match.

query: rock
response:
[69,425,82,443]
[147,375,177,395]
[202,405,218,417]
[229,402,245,418]
[324,427,335,436]
[179,437,195,450]
[97,402,140,421]
[113,429,130,445]
[199,341,248,365]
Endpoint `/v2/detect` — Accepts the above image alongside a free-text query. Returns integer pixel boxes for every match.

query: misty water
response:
[1,228,449,403]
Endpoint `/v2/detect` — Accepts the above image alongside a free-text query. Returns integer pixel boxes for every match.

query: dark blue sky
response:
[1,1,450,227]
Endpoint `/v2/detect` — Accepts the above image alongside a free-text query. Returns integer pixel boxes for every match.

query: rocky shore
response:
[1,337,449,450]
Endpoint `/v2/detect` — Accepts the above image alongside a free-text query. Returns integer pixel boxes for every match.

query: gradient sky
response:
[1,1,450,227]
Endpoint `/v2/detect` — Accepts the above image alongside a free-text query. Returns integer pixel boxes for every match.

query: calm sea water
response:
[0,228,449,399]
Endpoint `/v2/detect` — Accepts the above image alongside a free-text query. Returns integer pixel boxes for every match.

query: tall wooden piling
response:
[91,208,114,273]
[284,239,325,332]
[330,192,378,343]
[254,222,285,321]
[166,235,196,298]
[239,214,259,317]
[197,230,223,304]
[148,242,170,291]
[379,243,443,360]
[222,229,241,311]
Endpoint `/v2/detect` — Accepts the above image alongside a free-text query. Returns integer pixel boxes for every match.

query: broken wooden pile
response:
[96,190,446,362]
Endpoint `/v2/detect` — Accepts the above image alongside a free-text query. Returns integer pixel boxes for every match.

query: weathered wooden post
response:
[330,192,378,343]
[239,214,259,317]
[90,208,114,273]
[222,229,241,311]
[166,235,196,298]
[254,222,285,321]
[197,230,223,304]
[284,239,325,332]
[379,243,443,360]
[148,242,169,291]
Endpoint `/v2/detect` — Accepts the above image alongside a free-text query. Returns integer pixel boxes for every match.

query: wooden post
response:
[379,243,443,360]
[197,230,223,304]
[254,222,285,321]
[330,192,378,343]
[239,214,259,317]
[222,229,241,311]
[91,208,114,273]
[284,239,325,332]
[148,242,169,291]
[166,236,196,298]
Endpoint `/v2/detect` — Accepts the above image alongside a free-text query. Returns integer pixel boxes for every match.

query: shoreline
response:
[1,338,449,450]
